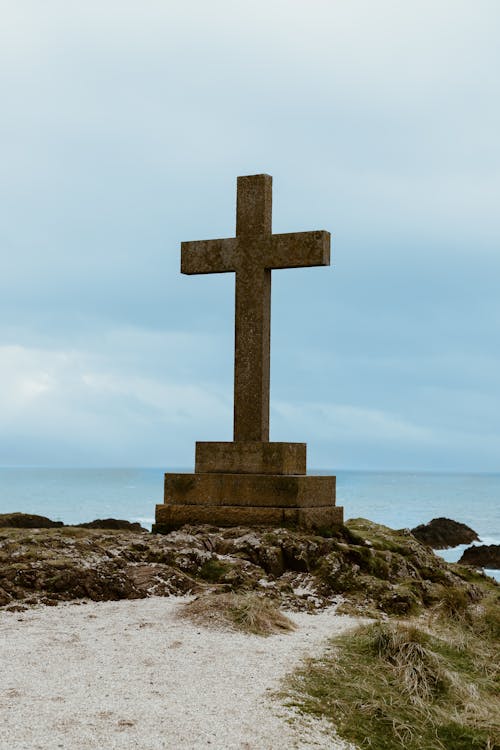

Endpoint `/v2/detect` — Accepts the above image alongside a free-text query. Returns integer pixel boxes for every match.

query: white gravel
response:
[0,597,359,750]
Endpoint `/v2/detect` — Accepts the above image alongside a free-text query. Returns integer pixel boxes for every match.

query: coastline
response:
[2,465,499,581]
[436,542,500,582]
[1,467,498,540]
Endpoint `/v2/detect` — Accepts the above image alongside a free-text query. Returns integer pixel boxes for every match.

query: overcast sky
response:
[1,0,499,470]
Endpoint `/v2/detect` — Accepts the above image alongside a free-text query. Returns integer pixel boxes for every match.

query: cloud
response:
[0,2,498,469]
[272,397,500,472]
[273,400,432,443]
[0,340,232,465]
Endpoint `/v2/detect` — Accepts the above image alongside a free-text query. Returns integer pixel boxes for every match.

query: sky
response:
[0,0,499,471]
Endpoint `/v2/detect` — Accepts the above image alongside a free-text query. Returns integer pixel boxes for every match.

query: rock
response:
[0,585,12,606]
[0,514,148,533]
[216,532,286,576]
[75,518,147,532]
[411,517,479,549]
[0,519,489,615]
[12,561,144,602]
[458,545,500,569]
[0,513,63,528]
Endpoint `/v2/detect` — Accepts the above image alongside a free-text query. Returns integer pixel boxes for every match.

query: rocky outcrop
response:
[411,517,479,549]
[0,518,490,616]
[458,545,500,569]
[0,513,63,529]
[0,513,146,532]
[76,518,147,532]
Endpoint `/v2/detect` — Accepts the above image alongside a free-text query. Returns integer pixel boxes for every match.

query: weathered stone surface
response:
[181,174,330,442]
[0,513,63,529]
[458,545,500,569]
[155,174,338,531]
[154,504,343,532]
[1,520,489,616]
[411,517,480,549]
[163,472,335,508]
[195,441,306,475]
[181,232,331,276]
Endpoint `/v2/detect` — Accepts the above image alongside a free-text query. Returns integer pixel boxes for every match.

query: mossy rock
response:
[198,558,234,583]
[0,519,493,615]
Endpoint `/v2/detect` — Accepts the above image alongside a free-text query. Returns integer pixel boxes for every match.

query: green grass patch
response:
[198,558,233,582]
[346,518,413,555]
[284,614,500,750]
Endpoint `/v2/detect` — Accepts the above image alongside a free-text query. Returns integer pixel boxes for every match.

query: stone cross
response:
[181,174,330,442]
[153,174,343,533]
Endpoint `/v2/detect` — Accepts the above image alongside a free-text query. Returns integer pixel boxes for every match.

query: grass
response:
[179,592,296,636]
[284,600,500,750]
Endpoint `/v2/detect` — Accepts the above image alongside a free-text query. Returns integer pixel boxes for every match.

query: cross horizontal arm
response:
[181,237,238,275]
[268,230,330,269]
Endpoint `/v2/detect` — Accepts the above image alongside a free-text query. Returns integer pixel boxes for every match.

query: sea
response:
[1,467,498,581]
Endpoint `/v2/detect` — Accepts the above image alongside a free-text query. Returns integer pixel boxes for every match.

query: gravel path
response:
[0,597,358,749]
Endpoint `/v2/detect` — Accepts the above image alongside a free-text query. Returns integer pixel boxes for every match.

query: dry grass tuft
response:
[370,623,450,704]
[178,592,296,636]
[284,617,500,750]
[436,586,472,619]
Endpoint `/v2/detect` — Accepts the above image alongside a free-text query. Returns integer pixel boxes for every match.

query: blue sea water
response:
[1,468,498,580]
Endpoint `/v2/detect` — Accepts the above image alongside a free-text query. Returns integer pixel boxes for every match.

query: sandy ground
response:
[0,597,359,750]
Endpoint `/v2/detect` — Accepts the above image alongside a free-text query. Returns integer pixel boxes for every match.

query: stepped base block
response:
[154,471,342,532]
[195,441,306,475]
[153,504,343,533]
[163,472,335,507]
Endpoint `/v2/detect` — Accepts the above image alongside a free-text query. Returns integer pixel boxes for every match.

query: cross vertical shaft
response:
[234,261,271,441]
[234,174,273,441]
[180,173,331,447]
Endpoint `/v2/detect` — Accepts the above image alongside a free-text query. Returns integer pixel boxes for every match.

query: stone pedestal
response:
[195,441,306,475]
[153,442,343,533]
